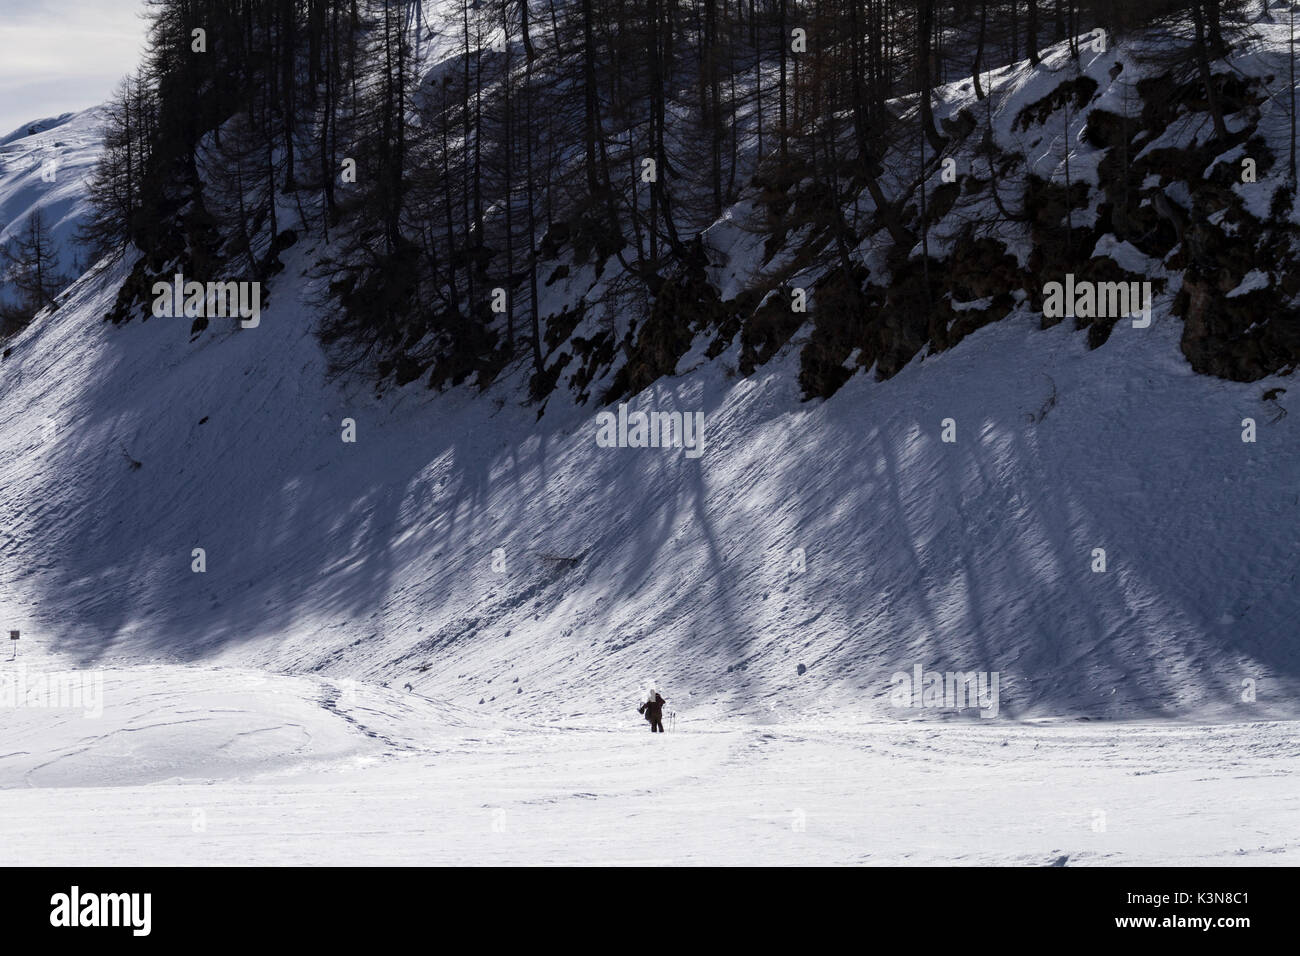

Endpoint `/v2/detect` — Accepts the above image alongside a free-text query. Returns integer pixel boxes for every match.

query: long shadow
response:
[8,273,510,663]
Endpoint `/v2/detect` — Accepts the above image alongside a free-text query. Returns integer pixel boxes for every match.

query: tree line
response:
[72,0,1251,393]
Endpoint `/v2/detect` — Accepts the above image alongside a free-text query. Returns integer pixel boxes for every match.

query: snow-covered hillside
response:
[0,107,102,290]
[1,193,1295,726]
[4,22,1298,725]
[1,12,1298,866]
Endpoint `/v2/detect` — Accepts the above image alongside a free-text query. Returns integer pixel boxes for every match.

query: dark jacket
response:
[638,694,666,722]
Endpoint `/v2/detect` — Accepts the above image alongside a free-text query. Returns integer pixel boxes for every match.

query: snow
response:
[0,114,78,149]
[4,643,1298,865]
[2,19,1300,865]
[3,222,1296,720]
[1091,235,1162,277]
[0,105,103,290]
[1227,269,1272,298]
[949,295,993,312]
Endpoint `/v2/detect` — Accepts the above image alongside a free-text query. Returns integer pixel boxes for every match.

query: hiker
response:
[638,688,666,732]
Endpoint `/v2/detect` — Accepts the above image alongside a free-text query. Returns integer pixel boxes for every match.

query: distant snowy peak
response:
[0,113,78,148]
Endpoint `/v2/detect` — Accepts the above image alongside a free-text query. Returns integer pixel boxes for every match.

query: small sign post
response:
[8,630,17,661]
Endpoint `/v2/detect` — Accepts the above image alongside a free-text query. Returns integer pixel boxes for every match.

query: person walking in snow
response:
[638,688,666,732]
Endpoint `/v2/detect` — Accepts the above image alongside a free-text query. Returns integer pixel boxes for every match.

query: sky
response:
[0,0,148,137]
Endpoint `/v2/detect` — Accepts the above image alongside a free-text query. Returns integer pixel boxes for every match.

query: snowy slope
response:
[0,25,1295,727]
[0,106,102,295]
[2,19,1299,867]
[0,114,78,149]
[0,213,1295,725]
